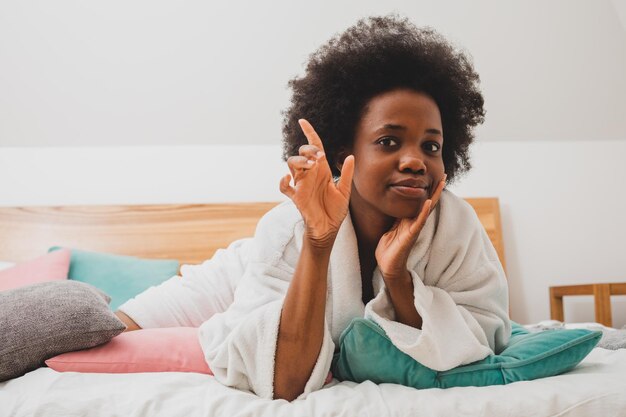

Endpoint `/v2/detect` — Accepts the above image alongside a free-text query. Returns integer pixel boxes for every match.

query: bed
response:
[1,200,625,417]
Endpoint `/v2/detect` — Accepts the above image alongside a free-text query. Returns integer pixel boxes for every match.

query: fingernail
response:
[316,151,324,158]
[307,159,315,165]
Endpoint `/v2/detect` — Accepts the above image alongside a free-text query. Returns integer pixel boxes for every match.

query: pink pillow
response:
[0,249,71,291]
[45,327,213,374]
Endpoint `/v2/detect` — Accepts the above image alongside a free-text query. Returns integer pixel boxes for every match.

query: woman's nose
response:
[398,152,427,174]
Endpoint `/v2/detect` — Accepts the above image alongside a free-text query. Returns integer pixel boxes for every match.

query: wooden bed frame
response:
[0,198,506,273]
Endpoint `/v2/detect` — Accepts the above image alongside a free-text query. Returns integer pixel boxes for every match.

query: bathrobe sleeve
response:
[118,238,251,328]
[366,191,511,371]
[198,202,335,400]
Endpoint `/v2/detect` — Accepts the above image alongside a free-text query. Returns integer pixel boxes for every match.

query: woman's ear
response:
[335,148,350,171]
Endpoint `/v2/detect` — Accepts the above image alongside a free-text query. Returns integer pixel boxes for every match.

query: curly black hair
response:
[281,15,485,184]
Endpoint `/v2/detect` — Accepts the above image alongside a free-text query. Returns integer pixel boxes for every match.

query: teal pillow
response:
[331,318,601,389]
[48,247,179,311]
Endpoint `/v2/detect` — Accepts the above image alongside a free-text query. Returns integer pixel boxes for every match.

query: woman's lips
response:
[389,185,427,198]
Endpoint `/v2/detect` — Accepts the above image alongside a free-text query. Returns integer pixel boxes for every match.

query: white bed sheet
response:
[1,348,625,417]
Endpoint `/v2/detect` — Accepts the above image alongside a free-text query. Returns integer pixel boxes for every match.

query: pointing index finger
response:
[298,119,326,154]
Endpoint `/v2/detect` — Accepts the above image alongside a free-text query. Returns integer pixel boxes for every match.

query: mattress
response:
[1,348,625,417]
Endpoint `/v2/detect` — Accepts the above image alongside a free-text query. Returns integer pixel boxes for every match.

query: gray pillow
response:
[0,281,126,381]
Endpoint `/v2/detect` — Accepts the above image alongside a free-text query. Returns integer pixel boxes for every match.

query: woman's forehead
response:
[358,89,443,131]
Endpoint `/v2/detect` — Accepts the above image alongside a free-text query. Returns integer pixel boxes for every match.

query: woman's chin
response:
[387,201,426,219]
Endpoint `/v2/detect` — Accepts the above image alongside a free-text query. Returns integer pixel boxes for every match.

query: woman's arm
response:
[114,310,141,331]
[274,237,333,401]
[383,270,423,329]
[115,238,251,329]
[274,119,354,400]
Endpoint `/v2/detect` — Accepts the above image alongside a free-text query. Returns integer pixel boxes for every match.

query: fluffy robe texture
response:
[120,190,510,399]
[119,238,251,329]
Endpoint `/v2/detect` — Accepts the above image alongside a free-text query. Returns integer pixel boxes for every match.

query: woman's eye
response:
[424,142,441,152]
[377,137,398,147]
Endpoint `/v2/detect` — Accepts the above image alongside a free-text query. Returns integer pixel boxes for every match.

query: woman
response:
[116,15,511,401]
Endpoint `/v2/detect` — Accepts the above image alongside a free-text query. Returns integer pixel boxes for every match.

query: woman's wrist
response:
[383,269,423,329]
[382,268,412,287]
[380,258,410,282]
[114,310,141,332]
[303,232,337,254]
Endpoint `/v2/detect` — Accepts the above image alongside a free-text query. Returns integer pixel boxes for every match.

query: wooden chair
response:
[549,283,626,328]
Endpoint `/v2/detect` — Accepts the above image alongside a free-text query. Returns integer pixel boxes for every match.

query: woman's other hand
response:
[114,310,141,332]
[280,119,355,249]
[375,175,446,280]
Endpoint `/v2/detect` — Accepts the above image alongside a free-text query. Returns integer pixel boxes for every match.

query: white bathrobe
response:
[119,190,511,399]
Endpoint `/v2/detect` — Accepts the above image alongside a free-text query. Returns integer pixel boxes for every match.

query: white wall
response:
[1,0,625,146]
[1,141,625,327]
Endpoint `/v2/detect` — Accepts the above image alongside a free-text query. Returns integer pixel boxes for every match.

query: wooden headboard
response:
[0,198,506,272]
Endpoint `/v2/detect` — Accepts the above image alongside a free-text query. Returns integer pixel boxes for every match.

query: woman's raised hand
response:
[375,175,447,280]
[280,119,355,248]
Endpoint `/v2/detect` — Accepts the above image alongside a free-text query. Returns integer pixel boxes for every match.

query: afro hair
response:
[281,15,485,183]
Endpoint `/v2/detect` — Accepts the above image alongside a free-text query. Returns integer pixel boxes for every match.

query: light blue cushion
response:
[49,247,179,311]
[331,318,601,389]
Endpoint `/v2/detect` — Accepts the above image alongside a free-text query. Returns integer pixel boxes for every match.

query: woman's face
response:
[345,88,446,220]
